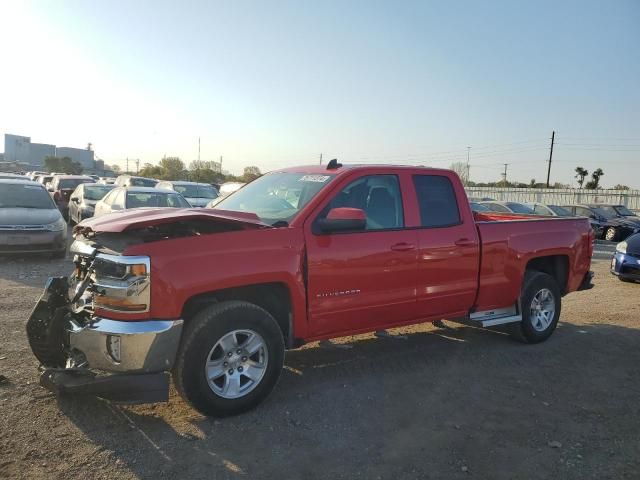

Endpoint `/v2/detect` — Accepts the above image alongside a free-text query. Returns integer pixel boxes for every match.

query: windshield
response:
[548,205,571,216]
[614,205,636,216]
[592,207,616,219]
[506,203,534,214]
[213,172,335,225]
[84,185,114,201]
[126,192,191,208]
[174,184,218,198]
[58,179,93,190]
[130,178,158,187]
[0,184,55,209]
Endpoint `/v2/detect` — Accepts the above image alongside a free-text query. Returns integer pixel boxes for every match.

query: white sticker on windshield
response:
[300,175,330,183]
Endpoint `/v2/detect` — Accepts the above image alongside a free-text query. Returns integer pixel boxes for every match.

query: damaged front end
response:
[26,239,182,404]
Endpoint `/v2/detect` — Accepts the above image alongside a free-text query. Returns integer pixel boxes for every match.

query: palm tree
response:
[574,167,588,188]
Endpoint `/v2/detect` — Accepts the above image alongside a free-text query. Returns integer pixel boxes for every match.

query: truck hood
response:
[73,208,270,235]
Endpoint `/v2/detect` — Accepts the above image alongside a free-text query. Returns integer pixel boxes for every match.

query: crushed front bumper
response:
[68,317,183,373]
[27,276,184,404]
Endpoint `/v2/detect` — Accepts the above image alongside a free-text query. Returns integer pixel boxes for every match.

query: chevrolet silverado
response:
[27,161,594,416]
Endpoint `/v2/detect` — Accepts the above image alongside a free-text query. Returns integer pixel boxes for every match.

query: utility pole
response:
[466,146,471,185]
[219,156,223,174]
[126,157,129,174]
[502,163,509,184]
[546,130,555,188]
[319,153,323,165]
[198,137,201,162]
[136,159,140,175]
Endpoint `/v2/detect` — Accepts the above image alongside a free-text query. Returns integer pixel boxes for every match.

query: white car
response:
[156,181,219,207]
[93,186,191,217]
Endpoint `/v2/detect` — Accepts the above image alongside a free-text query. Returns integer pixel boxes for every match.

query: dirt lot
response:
[1,257,639,479]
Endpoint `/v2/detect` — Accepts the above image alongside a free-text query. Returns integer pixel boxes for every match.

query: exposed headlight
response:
[616,241,627,254]
[92,255,151,313]
[45,217,66,232]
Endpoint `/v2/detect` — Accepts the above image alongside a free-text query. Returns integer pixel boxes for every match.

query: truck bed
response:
[472,212,593,312]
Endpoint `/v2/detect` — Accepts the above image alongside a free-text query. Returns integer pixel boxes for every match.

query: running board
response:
[469,305,522,327]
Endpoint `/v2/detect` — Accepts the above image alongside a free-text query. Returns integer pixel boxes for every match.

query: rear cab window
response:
[412,175,461,227]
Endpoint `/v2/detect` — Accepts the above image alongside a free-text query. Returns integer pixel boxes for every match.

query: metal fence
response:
[465,187,640,211]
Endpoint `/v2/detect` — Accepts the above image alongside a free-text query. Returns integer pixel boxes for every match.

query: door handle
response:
[454,238,475,247]
[390,242,415,251]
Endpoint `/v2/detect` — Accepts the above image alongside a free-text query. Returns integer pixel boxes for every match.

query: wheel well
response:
[525,255,569,295]
[181,283,293,347]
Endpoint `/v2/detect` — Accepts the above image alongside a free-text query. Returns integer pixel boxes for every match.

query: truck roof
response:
[275,163,452,176]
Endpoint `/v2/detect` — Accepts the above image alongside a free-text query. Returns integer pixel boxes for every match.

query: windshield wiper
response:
[271,220,289,228]
[4,205,42,209]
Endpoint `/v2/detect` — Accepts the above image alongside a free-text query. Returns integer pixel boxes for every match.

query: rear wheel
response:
[511,271,561,343]
[173,301,285,417]
[605,227,618,242]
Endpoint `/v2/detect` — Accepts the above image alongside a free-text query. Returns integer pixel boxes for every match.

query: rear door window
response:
[412,175,460,227]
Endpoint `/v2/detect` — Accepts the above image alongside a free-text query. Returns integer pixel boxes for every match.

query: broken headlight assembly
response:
[91,254,151,313]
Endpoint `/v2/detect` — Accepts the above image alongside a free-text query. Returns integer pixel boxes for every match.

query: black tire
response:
[605,227,618,242]
[511,271,561,344]
[173,301,285,417]
[619,277,637,283]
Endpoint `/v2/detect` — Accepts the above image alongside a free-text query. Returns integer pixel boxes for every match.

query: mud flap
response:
[26,277,70,367]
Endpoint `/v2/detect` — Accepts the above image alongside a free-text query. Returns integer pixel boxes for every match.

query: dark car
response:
[611,233,640,283]
[68,183,115,224]
[0,180,67,257]
[48,175,95,219]
[562,204,640,242]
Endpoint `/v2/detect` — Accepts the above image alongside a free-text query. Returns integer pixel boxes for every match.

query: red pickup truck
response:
[27,162,594,416]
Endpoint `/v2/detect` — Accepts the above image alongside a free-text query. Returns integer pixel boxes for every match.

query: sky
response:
[0,0,638,187]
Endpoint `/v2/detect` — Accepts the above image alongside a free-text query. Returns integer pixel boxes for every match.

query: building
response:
[2,133,94,170]
[55,146,95,170]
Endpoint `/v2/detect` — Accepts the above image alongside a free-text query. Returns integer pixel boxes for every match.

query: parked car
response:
[97,177,116,185]
[0,179,67,257]
[48,175,95,219]
[611,205,639,219]
[0,172,32,181]
[526,203,571,217]
[88,175,100,181]
[156,181,218,207]
[611,233,640,283]
[113,175,159,188]
[562,204,640,241]
[68,183,115,224]
[526,202,604,238]
[28,164,593,416]
[93,186,191,217]
[28,171,48,181]
[480,201,534,214]
[218,181,245,197]
[469,202,490,212]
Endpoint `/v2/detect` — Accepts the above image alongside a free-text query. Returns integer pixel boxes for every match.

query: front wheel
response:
[511,271,561,343]
[173,301,285,417]
[605,227,618,242]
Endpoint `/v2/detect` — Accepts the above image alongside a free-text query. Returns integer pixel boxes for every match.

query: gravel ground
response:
[1,256,639,480]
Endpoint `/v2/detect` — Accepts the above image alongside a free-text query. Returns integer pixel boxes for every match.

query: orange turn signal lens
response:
[129,264,147,276]
[94,296,148,312]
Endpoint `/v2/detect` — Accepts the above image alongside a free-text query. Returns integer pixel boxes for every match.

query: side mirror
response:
[47,187,54,193]
[317,208,367,233]
[111,204,122,211]
[71,197,80,203]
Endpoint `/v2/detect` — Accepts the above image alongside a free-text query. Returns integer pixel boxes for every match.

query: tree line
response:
[137,157,262,184]
[450,160,630,190]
